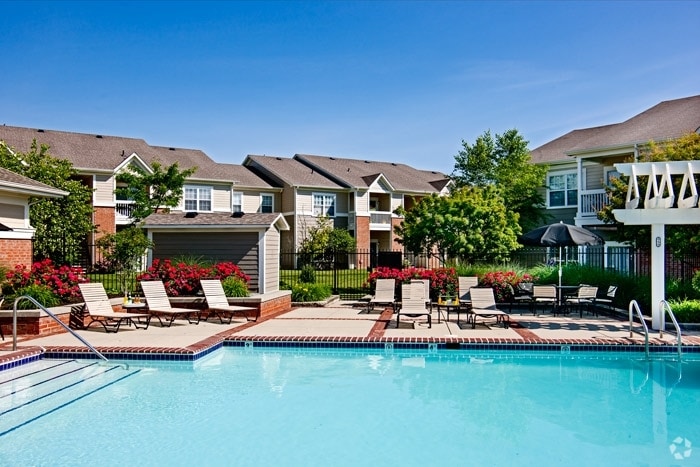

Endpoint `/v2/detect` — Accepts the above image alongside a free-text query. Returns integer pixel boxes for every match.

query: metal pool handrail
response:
[628,300,649,358]
[12,296,109,362]
[659,299,682,359]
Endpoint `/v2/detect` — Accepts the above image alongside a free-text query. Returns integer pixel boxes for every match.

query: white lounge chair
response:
[200,279,257,323]
[139,281,201,327]
[78,283,151,333]
[367,278,396,312]
[396,282,432,329]
[467,287,510,329]
[458,276,479,302]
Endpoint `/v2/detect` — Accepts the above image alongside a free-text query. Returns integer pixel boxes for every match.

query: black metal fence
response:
[281,247,700,299]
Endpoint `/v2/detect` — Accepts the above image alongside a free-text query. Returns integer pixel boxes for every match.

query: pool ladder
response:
[628,299,682,359]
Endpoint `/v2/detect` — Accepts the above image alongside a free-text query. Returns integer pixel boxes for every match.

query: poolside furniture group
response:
[74,280,256,333]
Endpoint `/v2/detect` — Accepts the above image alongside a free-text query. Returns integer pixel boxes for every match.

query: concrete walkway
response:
[2,301,699,361]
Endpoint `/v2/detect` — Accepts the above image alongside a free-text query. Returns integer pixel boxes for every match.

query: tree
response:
[451,129,548,232]
[598,132,700,253]
[298,216,356,269]
[0,140,94,264]
[115,161,197,223]
[394,186,521,264]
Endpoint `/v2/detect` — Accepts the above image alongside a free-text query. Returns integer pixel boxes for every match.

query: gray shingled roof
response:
[244,155,345,189]
[143,211,289,229]
[530,95,700,163]
[294,154,449,193]
[0,126,273,188]
[0,166,68,197]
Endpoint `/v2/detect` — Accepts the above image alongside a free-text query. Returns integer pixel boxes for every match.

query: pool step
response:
[0,358,139,436]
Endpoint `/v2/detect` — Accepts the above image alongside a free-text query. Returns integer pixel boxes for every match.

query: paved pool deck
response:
[2,301,700,363]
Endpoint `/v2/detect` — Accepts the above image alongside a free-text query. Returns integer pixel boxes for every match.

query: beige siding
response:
[296,190,314,214]
[281,185,295,212]
[0,201,26,229]
[94,174,114,207]
[263,227,280,293]
[212,185,231,212]
[152,231,260,292]
[356,191,369,212]
[584,163,604,191]
[335,192,348,214]
[391,193,403,212]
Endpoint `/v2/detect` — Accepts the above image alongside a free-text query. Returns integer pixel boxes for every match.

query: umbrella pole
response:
[558,246,563,289]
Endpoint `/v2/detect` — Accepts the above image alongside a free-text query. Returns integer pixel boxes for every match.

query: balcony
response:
[369,211,392,230]
[578,189,608,219]
[116,201,136,224]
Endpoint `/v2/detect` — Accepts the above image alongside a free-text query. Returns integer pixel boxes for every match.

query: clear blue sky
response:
[2,1,699,174]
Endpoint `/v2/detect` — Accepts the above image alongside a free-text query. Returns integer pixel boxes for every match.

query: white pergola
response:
[612,161,700,329]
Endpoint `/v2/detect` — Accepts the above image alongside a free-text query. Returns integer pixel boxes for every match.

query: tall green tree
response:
[0,140,94,263]
[115,161,197,223]
[598,132,700,253]
[394,186,521,264]
[451,129,547,231]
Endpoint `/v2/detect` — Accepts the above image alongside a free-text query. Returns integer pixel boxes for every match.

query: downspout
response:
[576,156,583,225]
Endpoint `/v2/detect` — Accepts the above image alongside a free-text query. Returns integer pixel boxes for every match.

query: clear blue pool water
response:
[1,348,699,466]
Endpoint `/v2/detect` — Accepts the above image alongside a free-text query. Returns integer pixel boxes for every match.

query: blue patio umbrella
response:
[519,221,604,288]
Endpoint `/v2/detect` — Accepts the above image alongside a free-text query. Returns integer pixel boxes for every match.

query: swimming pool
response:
[1,347,698,466]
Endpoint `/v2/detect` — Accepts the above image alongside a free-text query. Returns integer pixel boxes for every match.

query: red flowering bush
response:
[4,259,88,303]
[480,270,534,303]
[365,266,457,301]
[136,259,250,296]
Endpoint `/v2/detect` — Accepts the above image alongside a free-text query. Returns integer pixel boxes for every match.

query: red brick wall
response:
[355,216,370,252]
[94,206,116,239]
[0,238,33,269]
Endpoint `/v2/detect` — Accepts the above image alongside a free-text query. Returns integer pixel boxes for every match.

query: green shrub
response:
[692,270,700,296]
[12,284,61,309]
[667,299,700,323]
[221,276,249,297]
[299,265,316,284]
[291,282,332,302]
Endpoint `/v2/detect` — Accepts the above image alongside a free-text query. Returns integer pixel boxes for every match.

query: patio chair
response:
[200,279,257,323]
[78,283,151,333]
[139,281,202,327]
[595,286,618,313]
[565,286,599,318]
[367,278,397,312]
[396,282,432,329]
[467,287,510,329]
[531,285,558,316]
[410,279,431,309]
[458,276,479,302]
[506,283,534,313]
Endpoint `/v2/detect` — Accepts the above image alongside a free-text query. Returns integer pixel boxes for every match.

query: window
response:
[548,172,577,207]
[232,192,243,213]
[260,194,273,213]
[313,193,336,217]
[184,186,212,211]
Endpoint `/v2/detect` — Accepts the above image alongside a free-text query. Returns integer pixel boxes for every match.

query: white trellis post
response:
[612,161,700,329]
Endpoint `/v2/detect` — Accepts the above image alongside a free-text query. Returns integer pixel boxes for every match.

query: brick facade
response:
[0,238,33,269]
[355,216,370,252]
[391,217,403,251]
[93,206,116,239]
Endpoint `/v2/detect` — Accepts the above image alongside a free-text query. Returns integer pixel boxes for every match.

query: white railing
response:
[116,201,136,219]
[579,190,608,216]
[369,211,392,226]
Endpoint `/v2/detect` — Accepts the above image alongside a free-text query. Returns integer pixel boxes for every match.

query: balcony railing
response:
[579,190,608,217]
[116,201,136,220]
[369,211,392,229]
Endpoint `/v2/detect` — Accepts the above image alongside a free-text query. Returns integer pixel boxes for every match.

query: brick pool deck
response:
[2,301,700,365]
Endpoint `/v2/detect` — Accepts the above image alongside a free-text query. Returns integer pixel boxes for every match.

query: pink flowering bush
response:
[4,259,88,303]
[365,266,457,301]
[136,259,250,296]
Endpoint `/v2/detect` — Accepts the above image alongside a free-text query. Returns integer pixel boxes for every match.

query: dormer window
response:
[184,186,212,212]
